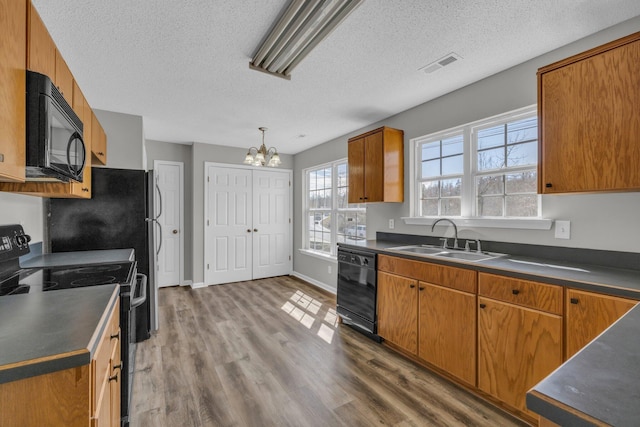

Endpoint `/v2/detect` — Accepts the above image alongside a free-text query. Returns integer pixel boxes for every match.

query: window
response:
[305,160,366,256]
[414,106,540,219]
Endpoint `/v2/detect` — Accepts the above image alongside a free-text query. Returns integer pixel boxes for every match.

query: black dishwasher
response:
[336,247,381,342]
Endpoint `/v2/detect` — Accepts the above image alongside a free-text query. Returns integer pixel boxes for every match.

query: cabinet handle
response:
[82,188,89,192]
[109,373,118,382]
[113,363,122,371]
[545,183,553,188]
[479,303,486,309]
[98,152,104,156]
[247,229,251,233]
[419,286,425,291]
[0,153,4,162]
[512,289,520,295]
[254,228,258,232]
[110,332,119,340]
[570,298,579,304]
[409,284,415,288]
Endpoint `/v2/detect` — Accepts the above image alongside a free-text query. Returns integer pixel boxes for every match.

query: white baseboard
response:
[190,281,207,289]
[181,280,193,287]
[291,271,336,295]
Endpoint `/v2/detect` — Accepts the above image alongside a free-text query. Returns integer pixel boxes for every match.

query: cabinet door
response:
[92,111,107,165]
[539,36,640,193]
[565,289,636,359]
[109,332,121,427]
[347,137,365,203]
[55,50,73,105]
[419,282,476,386]
[377,271,417,355]
[478,297,562,418]
[363,131,383,202]
[69,83,91,198]
[0,0,26,182]
[27,2,55,79]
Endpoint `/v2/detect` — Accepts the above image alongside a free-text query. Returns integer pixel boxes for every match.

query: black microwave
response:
[25,71,85,183]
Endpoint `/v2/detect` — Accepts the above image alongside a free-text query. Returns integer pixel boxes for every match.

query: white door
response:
[205,165,253,285]
[252,170,291,279]
[155,161,184,287]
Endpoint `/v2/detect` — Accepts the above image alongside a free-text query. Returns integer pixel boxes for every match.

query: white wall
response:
[0,192,44,243]
[292,16,640,292]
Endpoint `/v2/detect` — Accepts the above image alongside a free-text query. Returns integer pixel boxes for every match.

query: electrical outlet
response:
[555,220,571,239]
[389,219,395,229]
[328,265,332,274]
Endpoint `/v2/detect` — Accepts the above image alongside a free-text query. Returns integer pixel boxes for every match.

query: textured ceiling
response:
[31,0,640,155]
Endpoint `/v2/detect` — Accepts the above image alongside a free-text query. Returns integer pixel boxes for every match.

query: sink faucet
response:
[431,218,459,249]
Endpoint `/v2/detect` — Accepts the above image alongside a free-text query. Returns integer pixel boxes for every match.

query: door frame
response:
[203,162,293,285]
[154,160,185,287]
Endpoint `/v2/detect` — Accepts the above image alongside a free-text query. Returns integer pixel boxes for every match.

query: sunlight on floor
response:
[281,290,337,343]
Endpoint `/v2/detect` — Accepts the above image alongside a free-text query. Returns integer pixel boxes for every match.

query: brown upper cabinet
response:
[92,111,107,165]
[348,126,403,203]
[26,2,55,81]
[0,0,27,183]
[538,31,640,194]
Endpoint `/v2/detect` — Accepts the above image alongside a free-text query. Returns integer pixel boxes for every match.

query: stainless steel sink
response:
[387,245,446,255]
[387,244,505,262]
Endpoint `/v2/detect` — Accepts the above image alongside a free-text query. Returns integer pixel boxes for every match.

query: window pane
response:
[336,187,347,209]
[421,199,438,216]
[308,190,318,209]
[442,135,463,156]
[505,171,537,194]
[322,168,331,190]
[441,198,461,216]
[478,147,505,170]
[442,154,463,175]
[336,163,347,187]
[309,171,318,190]
[506,141,537,167]
[507,117,537,143]
[477,125,504,149]
[477,175,503,196]
[422,141,440,160]
[422,159,440,178]
[506,194,538,217]
[421,181,439,198]
[441,178,461,197]
[477,196,503,216]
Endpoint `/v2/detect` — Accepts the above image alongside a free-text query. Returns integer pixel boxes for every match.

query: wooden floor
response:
[131,276,527,427]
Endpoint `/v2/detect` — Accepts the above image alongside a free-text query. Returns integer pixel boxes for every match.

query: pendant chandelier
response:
[243,127,281,167]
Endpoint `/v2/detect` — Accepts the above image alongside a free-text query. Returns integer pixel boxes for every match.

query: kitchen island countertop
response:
[0,284,119,384]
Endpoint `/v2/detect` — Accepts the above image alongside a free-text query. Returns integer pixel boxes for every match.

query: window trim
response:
[407,105,552,230]
[302,158,366,257]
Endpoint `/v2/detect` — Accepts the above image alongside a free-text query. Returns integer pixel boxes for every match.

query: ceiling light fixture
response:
[244,127,282,167]
[249,0,363,80]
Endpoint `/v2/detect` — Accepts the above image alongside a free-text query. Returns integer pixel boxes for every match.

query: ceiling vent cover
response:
[419,52,462,74]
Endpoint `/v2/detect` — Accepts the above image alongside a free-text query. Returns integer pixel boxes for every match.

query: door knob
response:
[247,229,251,233]
[253,228,258,232]
[172,229,178,234]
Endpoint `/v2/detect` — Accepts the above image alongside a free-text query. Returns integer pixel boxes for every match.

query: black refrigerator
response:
[46,167,160,341]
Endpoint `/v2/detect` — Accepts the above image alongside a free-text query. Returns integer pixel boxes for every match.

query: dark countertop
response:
[20,248,135,268]
[0,284,119,384]
[339,239,640,299]
[527,303,640,427]
[340,237,640,425]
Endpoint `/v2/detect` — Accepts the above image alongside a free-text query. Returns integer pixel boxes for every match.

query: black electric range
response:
[0,225,144,427]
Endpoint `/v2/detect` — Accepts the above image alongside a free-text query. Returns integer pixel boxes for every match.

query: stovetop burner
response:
[70,276,117,287]
[67,265,123,274]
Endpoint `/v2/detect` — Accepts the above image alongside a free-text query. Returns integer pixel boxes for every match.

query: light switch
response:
[555,220,571,239]
[389,219,395,229]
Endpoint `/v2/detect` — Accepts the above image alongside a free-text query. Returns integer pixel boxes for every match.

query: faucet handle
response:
[474,239,482,253]
[439,238,448,249]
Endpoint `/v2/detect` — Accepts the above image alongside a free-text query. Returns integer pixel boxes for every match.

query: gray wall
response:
[145,140,194,281]
[292,16,640,292]
[0,193,44,243]
[190,142,294,284]
[95,109,145,170]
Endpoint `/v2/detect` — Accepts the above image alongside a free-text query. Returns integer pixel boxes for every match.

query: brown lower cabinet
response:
[477,296,562,418]
[565,288,637,359]
[377,255,477,386]
[0,300,120,427]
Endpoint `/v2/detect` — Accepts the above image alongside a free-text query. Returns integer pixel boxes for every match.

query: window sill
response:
[401,217,553,230]
[298,248,338,263]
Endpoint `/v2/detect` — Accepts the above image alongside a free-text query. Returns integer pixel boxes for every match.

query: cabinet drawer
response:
[479,273,562,315]
[378,254,477,293]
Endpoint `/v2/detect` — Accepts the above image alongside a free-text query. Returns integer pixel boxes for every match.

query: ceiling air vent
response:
[419,52,462,74]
